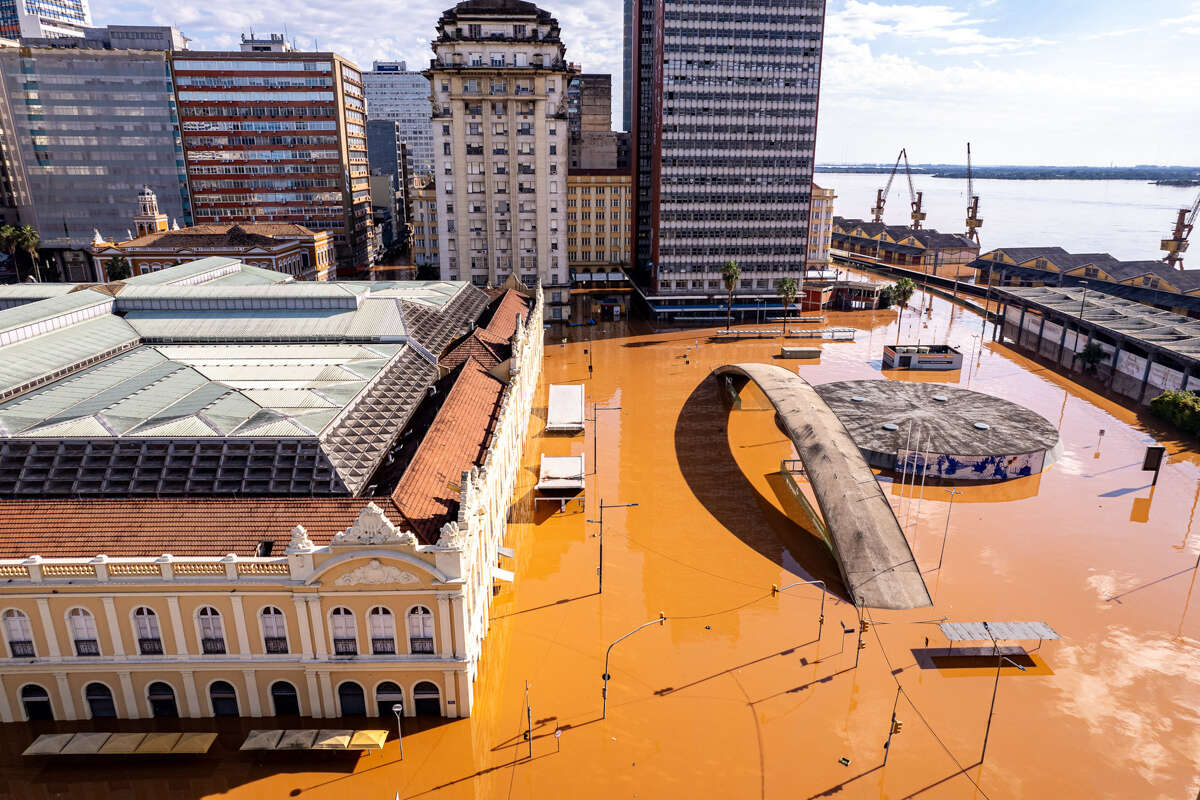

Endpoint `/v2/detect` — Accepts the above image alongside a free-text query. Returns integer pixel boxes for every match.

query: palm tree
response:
[12,225,41,282]
[891,277,916,343]
[721,260,741,331]
[0,225,17,277]
[777,276,799,337]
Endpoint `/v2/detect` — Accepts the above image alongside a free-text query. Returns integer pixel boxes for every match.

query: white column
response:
[304,671,324,718]
[35,598,62,659]
[166,596,189,656]
[450,595,467,659]
[0,675,13,722]
[443,670,459,718]
[181,670,202,718]
[242,669,262,717]
[292,597,314,658]
[54,672,77,720]
[319,670,335,718]
[101,597,125,656]
[307,598,327,658]
[229,595,251,655]
[118,671,139,719]
[437,594,453,658]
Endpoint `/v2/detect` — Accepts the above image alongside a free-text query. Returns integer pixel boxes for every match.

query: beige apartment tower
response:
[425,0,575,287]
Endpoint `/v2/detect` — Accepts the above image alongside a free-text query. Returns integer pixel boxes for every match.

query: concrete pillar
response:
[450,595,466,659]
[305,671,324,718]
[242,669,262,717]
[35,598,62,659]
[1017,305,1028,347]
[1181,364,1193,393]
[443,670,459,718]
[437,594,453,658]
[1139,352,1157,403]
[118,671,139,719]
[166,596,188,656]
[101,597,125,656]
[1037,312,1047,355]
[229,595,251,655]
[1056,318,1070,363]
[0,676,13,722]
[318,671,335,718]
[54,672,77,720]
[307,598,328,658]
[181,669,202,718]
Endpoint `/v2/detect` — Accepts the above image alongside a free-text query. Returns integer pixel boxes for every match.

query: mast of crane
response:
[904,150,926,229]
[1162,187,1200,270]
[871,149,906,223]
[965,142,982,244]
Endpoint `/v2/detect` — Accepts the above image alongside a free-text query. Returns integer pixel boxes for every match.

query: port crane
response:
[965,142,982,244]
[870,148,926,229]
[1162,187,1200,269]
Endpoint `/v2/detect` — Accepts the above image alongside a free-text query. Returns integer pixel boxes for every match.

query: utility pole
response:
[936,488,963,571]
[589,403,621,475]
[588,499,639,594]
[980,621,1027,763]
[855,606,868,668]
[883,684,902,765]
[524,681,533,759]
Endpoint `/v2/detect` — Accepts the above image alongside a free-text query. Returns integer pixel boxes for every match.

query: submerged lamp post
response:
[936,488,964,571]
[772,579,828,641]
[588,499,638,594]
[602,613,667,719]
[391,702,404,760]
[980,621,1027,764]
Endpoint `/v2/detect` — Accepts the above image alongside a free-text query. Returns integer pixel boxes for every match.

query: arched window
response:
[330,607,357,655]
[407,606,435,654]
[261,606,288,654]
[21,684,53,721]
[412,681,441,716]
[147,681,178,718]
[209,681,239,716]
[270,681,300,716]
[4,609,34,657]
[85,682,116,718]
[368,606,396,655]
[68,608,99,657]
[337,681,366,717]
[133,607,163,655]
[375,681,404,718]
[197,606,226,654]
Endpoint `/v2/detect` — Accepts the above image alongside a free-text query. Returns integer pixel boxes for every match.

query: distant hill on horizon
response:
[814,164,1200,184]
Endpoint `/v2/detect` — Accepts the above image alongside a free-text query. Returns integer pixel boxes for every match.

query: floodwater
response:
[818,171,1199,262]
[4,283,1200,798]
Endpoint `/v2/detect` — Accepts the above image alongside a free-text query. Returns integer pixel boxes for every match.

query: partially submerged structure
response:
[883,344,964,370]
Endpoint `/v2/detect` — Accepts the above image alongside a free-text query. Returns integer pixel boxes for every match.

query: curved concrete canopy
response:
[713,363,932,610]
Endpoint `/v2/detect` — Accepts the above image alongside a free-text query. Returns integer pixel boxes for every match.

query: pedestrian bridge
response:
[713,363,931,610]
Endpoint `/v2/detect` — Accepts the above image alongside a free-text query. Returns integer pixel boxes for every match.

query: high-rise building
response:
[806,183,835,270]
[621,0,633,133]
[21,24,187,51]
[631,0,826,299]
[0,0,90,40]
[363,61,435,176]
[567,73,618,171]
[366,120,409,191]
[425,0,575,288]
[170,46,374,273]
[0,45,189,280]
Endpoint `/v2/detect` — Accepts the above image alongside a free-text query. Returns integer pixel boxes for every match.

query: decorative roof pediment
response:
[333,558,419,586]
[330,502,419,547]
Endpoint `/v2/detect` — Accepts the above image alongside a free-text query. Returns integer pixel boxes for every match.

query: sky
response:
[91,0,1200,166]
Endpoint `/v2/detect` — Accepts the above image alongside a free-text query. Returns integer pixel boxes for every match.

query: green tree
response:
[721,260,741,331]
[776,276,799,337]
[1075,341,1105,373]
[12,225,41,282]
[105,255,132,282]
[0,225,18,276]
[890,277,916,343]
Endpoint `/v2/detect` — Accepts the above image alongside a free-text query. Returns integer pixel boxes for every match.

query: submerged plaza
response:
[0,268,1196,798]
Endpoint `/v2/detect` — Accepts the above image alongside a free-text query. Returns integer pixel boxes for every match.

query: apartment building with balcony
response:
[424,0,575,288]
[170,45,374,274]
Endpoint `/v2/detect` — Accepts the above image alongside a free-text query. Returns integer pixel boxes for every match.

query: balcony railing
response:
[138,637,164,655]
[264,636,288,654]
[333,638,358,656]
[371,637,397,655]
[74,638,100,657]
[201,636,226,655]
[409,637,435,654]
[9,640,34,657]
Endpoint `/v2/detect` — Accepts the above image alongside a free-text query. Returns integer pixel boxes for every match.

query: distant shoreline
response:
[815,165,1200,184]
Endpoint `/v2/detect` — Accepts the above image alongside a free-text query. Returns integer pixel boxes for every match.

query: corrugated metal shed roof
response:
[938,621,1061,642]
[120,257,245,285]
[0,315,139,398]
[0,289,113,335]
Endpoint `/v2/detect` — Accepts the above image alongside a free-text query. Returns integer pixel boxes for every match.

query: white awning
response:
[546,383,586,432]
[497,545,515,558]
[492,566,514,582]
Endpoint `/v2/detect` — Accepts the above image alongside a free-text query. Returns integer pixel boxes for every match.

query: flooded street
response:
[5,280,1199,798]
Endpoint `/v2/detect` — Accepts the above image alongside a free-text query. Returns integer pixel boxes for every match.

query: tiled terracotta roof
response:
[390,357,505,540]
[440,327,511,371]
[107,223,319,250]
[480,289,532,341]
[0,497,406,559]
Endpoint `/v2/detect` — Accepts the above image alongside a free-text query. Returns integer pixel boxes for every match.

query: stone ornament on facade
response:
[331,502,419,547]
[436,520,466,550]
[333,558,419,586]
[286,524,315,553]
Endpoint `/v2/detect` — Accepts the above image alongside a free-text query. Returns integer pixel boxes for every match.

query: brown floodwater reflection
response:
[2,278,1198,798]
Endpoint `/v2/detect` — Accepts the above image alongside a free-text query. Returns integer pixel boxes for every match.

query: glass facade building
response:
[0,47,188,278]
[0,0,90,40]
[631,0,826,295]
[363,62,435,176]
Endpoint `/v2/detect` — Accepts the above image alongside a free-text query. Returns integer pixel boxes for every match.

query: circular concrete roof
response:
[815,380,1060,459]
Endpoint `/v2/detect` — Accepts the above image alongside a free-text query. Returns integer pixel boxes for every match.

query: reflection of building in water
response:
[0,260,543,721]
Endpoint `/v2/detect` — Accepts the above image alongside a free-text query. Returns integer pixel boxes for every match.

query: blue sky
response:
[92,0,1200,166]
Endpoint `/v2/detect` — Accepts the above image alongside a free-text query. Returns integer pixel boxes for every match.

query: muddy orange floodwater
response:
[5,280,1200,799]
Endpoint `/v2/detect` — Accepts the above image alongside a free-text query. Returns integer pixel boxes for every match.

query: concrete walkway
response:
[713,363,932,610]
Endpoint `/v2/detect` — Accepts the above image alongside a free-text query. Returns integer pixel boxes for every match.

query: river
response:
[814,171,1199,262]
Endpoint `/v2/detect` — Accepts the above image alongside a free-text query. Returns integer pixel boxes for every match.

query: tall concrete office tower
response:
[363,62,436,176]
[631,0,826,299]
[426,0,575,287]
[621,0,633,133]
[0,0,91,39]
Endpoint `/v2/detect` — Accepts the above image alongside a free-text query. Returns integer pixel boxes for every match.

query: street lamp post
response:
[1078,280,1089,320]
[936,488,963,571]
[979,621,1027,764]
[391,702,404,760]
[588,499,639,594]
[602,613,667,719]
[589,404,621,475]
[772,579,828,641]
